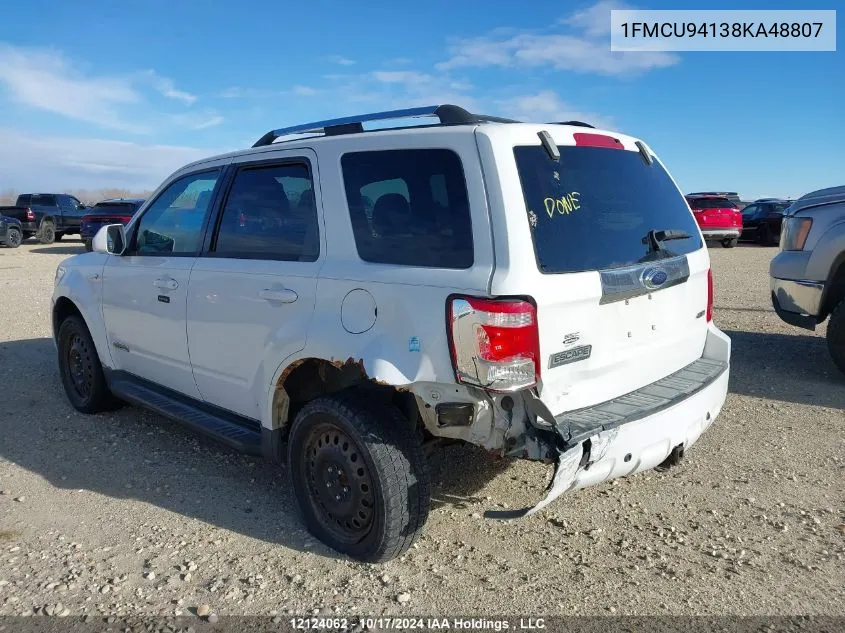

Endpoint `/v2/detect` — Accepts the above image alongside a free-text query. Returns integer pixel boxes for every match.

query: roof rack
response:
[252,104,519,147]
[550,120,595,128]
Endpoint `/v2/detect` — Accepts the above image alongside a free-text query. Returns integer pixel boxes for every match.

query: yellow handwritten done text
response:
[543,192,581,219]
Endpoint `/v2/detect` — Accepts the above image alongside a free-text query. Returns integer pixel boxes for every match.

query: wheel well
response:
[272,358,421,438]
[52,296,83,341]
[820,257,845,321]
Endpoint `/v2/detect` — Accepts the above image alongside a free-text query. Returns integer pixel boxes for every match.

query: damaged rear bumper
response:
[488,326,731,519]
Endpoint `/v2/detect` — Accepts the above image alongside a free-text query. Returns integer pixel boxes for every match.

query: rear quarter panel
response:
[267,129,495,394]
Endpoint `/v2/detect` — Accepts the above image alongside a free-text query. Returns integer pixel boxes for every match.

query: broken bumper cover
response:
[487,327,731,519]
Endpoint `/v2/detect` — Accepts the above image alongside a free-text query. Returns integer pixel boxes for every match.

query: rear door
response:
[186,151,322,420]
[483,126,710,416]
[58,195,86,231]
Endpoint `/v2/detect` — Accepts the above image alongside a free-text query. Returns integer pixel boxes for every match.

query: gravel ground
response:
[0,239,843,619]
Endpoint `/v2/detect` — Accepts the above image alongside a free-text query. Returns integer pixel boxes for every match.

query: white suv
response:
[51,105,731,562]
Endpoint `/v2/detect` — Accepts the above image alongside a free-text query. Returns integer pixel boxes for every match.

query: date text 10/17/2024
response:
[290,617,548,630]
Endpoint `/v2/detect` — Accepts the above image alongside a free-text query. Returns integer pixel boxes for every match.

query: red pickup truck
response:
[685,194,743,248]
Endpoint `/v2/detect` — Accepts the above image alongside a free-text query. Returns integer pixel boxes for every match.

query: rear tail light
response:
[25,208,35,221]
[706,268,714,322]
[447,296,540,392]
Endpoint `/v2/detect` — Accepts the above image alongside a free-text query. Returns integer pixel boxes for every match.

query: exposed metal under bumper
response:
[555,357,728,448]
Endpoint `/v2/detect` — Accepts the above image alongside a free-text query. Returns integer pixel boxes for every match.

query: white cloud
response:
[292,85,319,96]
[142,70,197,105]
[372,71,433,84]
[563,0,624,37]
[326,55,356,66]
[170,112,225,130]
[0,44,200,134]
[437,1,679,75]
[497,91,614,129]
[0,44,147,133]
[0,128,225,190]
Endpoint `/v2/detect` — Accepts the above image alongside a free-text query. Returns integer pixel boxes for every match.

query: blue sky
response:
[0,0,842,199]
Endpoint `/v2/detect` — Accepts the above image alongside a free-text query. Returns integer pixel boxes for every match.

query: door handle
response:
[153,277,179,291]
[259,288,298,303]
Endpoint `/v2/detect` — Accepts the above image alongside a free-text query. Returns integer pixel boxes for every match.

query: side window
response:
[133,170,220,256]
[340,149,473,269]
[741,204,757,220]
[213,162,319,261]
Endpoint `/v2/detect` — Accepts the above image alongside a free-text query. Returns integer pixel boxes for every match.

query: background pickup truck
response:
[0,193,89,244]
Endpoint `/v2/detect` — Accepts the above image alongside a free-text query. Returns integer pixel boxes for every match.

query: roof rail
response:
[550,120,595,128]
[252,104,519,147]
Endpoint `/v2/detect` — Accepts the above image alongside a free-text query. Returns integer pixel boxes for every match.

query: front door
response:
[102,167,224,398]
[187,152,322,420]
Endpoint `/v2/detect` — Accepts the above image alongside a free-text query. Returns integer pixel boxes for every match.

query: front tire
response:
[57,315,120,413]
[721,237,738,248]
[288,390,431,563]
[39,221,56,244]
[5,227,21,248]
[826,298,845,375]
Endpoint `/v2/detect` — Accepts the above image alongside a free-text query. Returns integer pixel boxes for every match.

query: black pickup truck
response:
[0,193,89,244]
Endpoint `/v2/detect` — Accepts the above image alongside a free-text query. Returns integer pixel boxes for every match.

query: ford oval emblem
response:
[642,267,669,290]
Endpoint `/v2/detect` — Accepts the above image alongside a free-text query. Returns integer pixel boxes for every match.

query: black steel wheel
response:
[288,390,431,563]
[57,315,121,413]
[302,421,376,544]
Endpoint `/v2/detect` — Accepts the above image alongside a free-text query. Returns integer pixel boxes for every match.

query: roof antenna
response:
[538,131,560,161]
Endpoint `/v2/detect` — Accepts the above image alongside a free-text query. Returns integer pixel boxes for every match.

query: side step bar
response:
[108,373,262,455]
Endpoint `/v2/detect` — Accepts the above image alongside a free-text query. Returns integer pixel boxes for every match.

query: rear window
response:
[91,203,139,215]
[687,197,736,210]
[16,194,31,207]
[341,149,473,269]
[513,145,702,273]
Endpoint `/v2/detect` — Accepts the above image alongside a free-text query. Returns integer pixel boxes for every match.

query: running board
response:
[108,373,262,455]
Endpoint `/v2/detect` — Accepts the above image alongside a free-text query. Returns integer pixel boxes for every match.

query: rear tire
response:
[84,239,93,252]
[39,221,56,245]
[288,390,431,563]
[5,227,21,248]
[57,315,121,413]
[826,298,845,376]
[721,238,738,248]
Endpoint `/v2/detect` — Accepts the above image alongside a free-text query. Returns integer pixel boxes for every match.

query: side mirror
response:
[92,224,127,255]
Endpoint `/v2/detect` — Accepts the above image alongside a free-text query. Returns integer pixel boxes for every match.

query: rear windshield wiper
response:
[642,228,691,253]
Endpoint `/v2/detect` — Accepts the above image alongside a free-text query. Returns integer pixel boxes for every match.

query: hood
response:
[787,185,845,216]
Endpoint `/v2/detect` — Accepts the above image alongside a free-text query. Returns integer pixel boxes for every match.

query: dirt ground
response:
[1,239,843,618]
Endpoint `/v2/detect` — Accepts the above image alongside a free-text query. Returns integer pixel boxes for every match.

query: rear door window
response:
[341,149,473,269]
[31,194,57,207]
[513,145,702,273]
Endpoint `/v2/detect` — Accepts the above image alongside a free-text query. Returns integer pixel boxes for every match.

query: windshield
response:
[688,197,736,210]
[513,145,702,273]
